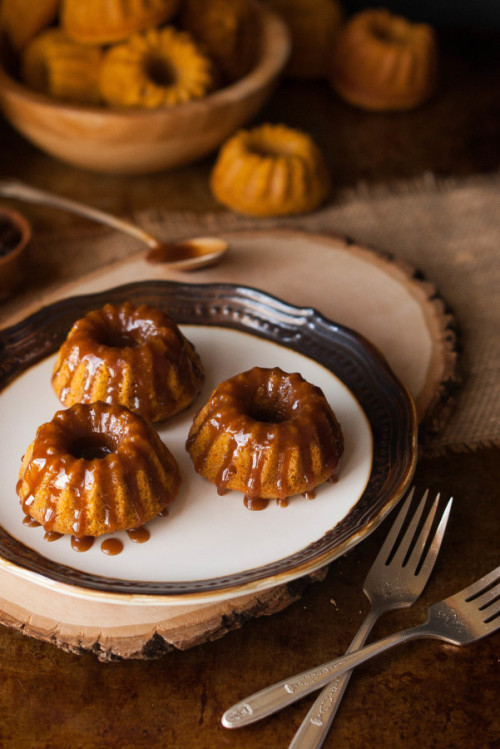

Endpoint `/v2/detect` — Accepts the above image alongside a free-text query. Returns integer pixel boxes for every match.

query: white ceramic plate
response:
[0,282,417,604]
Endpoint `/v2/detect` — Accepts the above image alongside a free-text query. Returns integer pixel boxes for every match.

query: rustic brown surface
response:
[0,26,499,749]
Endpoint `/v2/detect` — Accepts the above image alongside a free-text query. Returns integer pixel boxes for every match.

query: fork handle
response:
[288,608,380,749]
[222,622,432,729]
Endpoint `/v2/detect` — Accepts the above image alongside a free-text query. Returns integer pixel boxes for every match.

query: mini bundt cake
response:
[329,9,438,112]
[265,0,343,79]
[21,29,102,105]
[52,301,204,422]
[61,0,180,45]
[186,367,344,505]
[210,123,331,217]
[181,0,256,82]
[17,401,181,537]
[0,0,59,51]
[99,26,216,108]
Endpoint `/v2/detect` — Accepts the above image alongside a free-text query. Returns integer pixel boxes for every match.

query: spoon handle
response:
[0,178,160,249]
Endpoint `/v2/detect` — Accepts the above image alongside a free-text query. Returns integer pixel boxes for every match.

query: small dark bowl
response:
[0,205,31,300]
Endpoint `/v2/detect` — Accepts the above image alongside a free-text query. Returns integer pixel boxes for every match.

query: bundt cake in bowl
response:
[329,8,438,112]
[17,401,181,537]
[186,367,344,508]
[0,0,290,173]
[52,301,204,423]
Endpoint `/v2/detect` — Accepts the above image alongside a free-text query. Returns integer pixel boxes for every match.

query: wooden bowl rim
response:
[0,0,291,121]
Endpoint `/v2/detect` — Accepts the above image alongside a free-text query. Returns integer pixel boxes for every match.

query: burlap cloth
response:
[1,171,499,455]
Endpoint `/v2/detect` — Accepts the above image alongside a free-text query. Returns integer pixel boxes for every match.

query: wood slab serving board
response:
[0,229,458,659]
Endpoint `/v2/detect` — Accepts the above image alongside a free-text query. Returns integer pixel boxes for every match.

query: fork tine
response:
[390,488,429,566]
[406,496,453,577]
[375,486,416,564]
[462,565,500,601]
[474,580,500,610]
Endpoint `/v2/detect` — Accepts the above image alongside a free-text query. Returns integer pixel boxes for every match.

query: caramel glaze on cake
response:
[17,401,181,537]
[186,367,344,507]
[52,301,204,423]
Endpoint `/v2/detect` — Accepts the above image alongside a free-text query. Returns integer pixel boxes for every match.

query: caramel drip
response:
[243,496,269,511]
[127,527,150,543]
[23,515,40,527]
[101,538,124,555]
[44,531,63,542]
[71,535,94,552]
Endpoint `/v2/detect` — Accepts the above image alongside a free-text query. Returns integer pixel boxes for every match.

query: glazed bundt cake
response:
[21,29,103,104]
[61,0,180,45]
[210,123,331,217]
[52,301,204,423]
[186,367,344,506]
[99,26,216,108]
[17,401,181,537]
[329,9,438,111]
[265,0,343,79]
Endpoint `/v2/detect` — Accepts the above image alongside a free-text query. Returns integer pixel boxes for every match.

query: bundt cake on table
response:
[329,8,438,112]
[51,301,204,423]
[17,402,181,537]
[210,123,331,217]
[186,367,344,508]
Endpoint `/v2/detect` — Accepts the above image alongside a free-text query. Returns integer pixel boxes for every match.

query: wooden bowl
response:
[0,1,290,175]
[0,206,31,300]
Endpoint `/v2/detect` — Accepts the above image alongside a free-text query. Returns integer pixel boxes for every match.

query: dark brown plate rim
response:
[0,280,417,601]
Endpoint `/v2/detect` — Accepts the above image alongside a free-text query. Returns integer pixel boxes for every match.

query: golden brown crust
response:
[186,367,344,501]
[265,0,343,79]
[329,9,438,112]
[0,0,60,51]
[17,402,181,537]
[61,0,180,45]
[52,301,204,422]
[21,29,103,104]
[99,26,216,108]
[210,123,331,217]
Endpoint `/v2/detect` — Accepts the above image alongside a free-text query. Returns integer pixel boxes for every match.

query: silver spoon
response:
[0,178,228,271]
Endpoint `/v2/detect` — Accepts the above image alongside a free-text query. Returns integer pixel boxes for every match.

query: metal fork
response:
[222,486,453,732]
[289,487,452,749]
[222,564,500,729]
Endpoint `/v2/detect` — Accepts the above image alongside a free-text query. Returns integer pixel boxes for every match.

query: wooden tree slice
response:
[0,229,459,658]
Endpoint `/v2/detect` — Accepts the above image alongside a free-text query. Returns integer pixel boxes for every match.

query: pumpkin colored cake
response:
[61,0,180,45]
[17,402,181,537]
[181,0,256,82]
[0,0,59,51]
[329,9,438,111]
[99,26,216,108]
[210,123,331,217]
[186,367,344,505]
[265,0,343,79]
[52,301,204,423]
[21,29,102,104]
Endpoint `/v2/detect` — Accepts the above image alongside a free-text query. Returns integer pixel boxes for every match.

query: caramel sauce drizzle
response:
[187,368,344,510]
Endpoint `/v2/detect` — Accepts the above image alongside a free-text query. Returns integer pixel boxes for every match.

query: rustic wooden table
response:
[0,27,499,749]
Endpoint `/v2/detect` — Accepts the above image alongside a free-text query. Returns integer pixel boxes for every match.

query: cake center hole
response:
[98,327,140,349]
[145,55,176,87]
[69,435,115,460]
[371,20,409,45]
[249,395,289,424]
